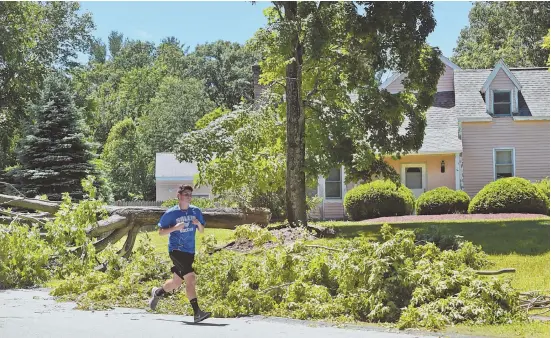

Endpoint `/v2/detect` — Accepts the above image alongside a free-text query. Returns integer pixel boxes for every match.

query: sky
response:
[78,1,473,62]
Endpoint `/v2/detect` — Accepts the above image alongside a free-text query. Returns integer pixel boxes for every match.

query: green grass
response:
[445,321,550,338]
[130,227,235,254]
[311,219,550,294]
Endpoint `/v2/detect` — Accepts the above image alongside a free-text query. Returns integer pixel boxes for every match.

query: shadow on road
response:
[156,318,229,327]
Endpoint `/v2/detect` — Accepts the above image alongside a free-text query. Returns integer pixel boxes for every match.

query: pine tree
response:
[15,73,95,200]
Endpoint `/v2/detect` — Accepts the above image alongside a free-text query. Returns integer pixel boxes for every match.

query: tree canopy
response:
[452,1,550,69]
[176,1,444,224]
[11,73,95,200]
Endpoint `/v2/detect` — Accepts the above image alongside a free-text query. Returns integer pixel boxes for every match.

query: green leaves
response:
[13,73,95,201]
[175,96,287,199]
[101,118,153,201]
[452,2,550,68]
[0,2,94,169]
[47,223,524,329]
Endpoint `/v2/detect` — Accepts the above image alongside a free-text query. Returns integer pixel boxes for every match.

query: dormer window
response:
[481,60,522,117]
[493,90,512,116]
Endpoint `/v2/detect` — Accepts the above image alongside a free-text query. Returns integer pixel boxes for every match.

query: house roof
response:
[417,91,462,154]
[379,55,460,90]
[454,68,550,119]
[400,67,549,154]
[480,59,522,92]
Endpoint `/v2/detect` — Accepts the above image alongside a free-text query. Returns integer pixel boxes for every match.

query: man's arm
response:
[193,209,206,234]
[158,211,183,236]
[159,223,185,236]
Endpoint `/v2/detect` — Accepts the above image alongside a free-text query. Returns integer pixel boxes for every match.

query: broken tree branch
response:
[86,214,128,237]
[0,194,60,214]
[474,268,516,275]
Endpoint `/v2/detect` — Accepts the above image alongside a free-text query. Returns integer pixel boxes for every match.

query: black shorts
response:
[169,250,195,279]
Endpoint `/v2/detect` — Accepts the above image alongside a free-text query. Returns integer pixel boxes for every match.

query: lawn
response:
[137,218,549,338]
[131,226,235,254]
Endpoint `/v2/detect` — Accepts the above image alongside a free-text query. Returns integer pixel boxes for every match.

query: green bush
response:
[161,197,215,209]
[416,187,470,215]
[250,190,287,221]
[249,190,323,221]
[344,179,415,221]
[0,222,53,288]
[534,177,550,202]
[468,177,549,215]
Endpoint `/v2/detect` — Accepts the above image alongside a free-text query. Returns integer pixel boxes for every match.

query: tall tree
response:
[108,31,124,59]
[177,2,443,225]
[452,1,550,68]
[13,73,95,201]
[89,37,107,64]
[138,76,215,155]
[0,1,93,169]
[101,118,153,201]
[186,40,260,109]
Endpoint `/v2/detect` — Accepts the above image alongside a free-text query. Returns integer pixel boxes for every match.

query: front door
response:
[401,164,426,198]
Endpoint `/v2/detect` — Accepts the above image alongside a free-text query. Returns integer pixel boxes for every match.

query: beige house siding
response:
[385,154,457,191]
[436,65,455,92]
[386,65,455,93]
[310,155,457,220]
[489,69,516,91]
[462,119,550,197]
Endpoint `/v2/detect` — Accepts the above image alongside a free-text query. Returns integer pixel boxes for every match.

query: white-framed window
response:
[493,90,512,116]
[493,148,515,180]
[325,167,342,199]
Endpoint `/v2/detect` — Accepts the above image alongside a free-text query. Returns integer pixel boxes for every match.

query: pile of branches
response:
[520,291,550,316]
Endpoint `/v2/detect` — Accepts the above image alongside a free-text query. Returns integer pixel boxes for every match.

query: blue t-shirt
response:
[158,204,206,254]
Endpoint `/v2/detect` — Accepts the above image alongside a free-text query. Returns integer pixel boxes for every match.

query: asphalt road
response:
[0,288,463,338]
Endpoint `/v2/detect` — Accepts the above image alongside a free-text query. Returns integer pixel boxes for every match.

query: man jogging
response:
[148,184,211,323]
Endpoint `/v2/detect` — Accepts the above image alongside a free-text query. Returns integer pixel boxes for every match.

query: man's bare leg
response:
[149,273,182,310]
[183,272,211,323]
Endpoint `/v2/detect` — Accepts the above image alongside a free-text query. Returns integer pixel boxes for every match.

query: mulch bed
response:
[363,213,550,224]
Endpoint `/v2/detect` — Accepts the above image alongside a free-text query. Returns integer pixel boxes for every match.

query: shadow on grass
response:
[333,220,550,255]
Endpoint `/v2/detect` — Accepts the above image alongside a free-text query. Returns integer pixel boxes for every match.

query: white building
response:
[155,153,211,201]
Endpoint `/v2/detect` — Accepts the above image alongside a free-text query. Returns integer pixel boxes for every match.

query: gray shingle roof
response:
[454,68,550,118]
[412,68,550,153]
[418,91,462,153]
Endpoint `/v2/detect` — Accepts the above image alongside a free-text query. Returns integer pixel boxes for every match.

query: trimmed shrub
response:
[468,177,549,215]
[344,179,415,221]
[416,187,470,215]
[534,177,550,201]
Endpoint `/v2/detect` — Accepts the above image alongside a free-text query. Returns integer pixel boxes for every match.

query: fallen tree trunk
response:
[103,206,271,230]
[0,193,272,256]
[0,194,271,229]
[86,214,128,237]
[0,194,60,214]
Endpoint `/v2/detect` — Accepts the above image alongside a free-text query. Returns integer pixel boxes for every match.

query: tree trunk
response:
[283,1,307,226]
[0,194,60,214]
[1,193,272,255]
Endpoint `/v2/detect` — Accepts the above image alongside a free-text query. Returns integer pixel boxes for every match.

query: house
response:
[155,153,211,201]
[308,57,550,219]
[156,57,550,221]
